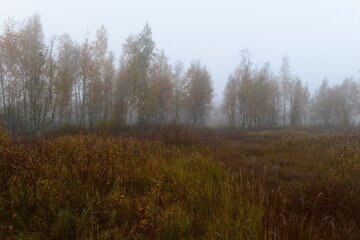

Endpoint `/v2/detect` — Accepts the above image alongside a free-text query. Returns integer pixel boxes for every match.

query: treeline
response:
[0,15,213,134]
[223,51,360,129]
[1,15,360,134]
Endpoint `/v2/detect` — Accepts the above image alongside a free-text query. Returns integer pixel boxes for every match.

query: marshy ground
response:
[1,127,360,239]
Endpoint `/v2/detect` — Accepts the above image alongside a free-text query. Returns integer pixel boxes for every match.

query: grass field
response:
[1,126,360,239]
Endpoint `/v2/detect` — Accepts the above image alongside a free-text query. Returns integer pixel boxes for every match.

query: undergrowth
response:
[0,128,263,239]
[1,126,360,239]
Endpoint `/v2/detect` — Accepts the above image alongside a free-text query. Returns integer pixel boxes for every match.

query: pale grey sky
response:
[1,0,360,102]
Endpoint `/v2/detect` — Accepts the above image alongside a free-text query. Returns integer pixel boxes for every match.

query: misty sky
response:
[1,0,360,103]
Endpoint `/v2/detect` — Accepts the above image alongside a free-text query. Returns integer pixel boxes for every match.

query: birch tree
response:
[184,60,213,127]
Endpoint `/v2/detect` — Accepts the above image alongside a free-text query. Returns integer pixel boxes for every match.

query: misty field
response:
[1,127,360,239]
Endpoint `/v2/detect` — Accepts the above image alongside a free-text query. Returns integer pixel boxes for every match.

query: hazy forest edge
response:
[1,14,360,134]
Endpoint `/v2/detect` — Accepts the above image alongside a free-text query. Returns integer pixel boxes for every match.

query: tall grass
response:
[211,129,360,239]
[1,126,360,239]
[0,128,264,239]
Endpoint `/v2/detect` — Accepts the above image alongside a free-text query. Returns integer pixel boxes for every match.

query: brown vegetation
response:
[1,126,360,239]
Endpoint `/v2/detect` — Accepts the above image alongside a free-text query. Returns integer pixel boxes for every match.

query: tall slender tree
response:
[148,51,173,123]
[279,55,292,126]
[184,60,213,127]
[172,61,186,123]
[223,74,238,128]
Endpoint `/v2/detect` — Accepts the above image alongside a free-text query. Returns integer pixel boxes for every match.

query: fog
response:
[2,0,360,102]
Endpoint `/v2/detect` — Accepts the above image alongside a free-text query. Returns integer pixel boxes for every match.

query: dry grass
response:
[210,129,360,239]
[1,126,360,239]
[0,128,263,240]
